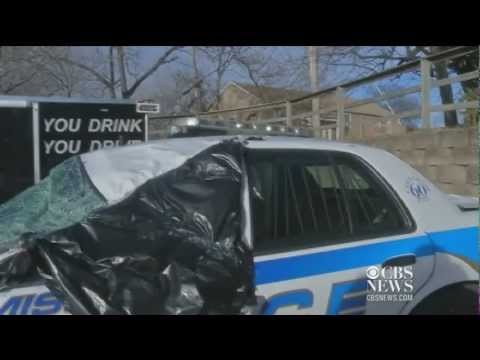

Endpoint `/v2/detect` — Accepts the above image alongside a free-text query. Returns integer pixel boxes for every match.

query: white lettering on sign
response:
[88,118,143,133]
[101,119,114,132]
[89,140,102,152]
[89,139,143,152]
[127,119,143,132]
[44,118,143,133]
[103,140,115,148]
[44,118,56,132]
[44,140,56,154]
[130,119,143,132]
[44,140,81,155]
[89,119,101,132]
[118,120,131,132]
[44,118,82,133]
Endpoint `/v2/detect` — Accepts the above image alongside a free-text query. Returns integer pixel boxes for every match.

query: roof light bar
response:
[168,117,314,138]
[186,117,199,126]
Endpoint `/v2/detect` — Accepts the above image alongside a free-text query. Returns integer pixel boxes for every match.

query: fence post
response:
[234,111,240,123]
[286,101,292,127]
[336,87,345,140]
[421,59,432,128]
[312,96,321,138]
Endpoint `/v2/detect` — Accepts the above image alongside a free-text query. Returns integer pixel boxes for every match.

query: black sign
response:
[0,107,34,203]
[38,103,146,178]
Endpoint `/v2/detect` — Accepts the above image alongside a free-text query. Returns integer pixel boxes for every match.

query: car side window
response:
[248,150,350,254]
[248,150,411,255]
[332,153,409,238]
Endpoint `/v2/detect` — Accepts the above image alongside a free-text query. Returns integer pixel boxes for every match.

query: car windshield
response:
[0,156,107,250]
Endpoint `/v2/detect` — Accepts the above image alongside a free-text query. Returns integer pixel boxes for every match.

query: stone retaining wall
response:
[354,127,478,197]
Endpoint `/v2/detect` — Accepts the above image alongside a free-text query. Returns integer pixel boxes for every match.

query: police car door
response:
[246,149,434,315]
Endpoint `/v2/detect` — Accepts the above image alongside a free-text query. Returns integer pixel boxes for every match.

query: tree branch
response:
[179,49,234,98]
[56,55,113,89]
[123,46,182,98]
[3,72,38,93]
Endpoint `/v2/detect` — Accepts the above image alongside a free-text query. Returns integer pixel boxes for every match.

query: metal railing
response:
[151,46,479,141]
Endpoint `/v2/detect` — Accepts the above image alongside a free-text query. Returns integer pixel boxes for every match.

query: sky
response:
[134,46,308,97]
[126,46,469,128]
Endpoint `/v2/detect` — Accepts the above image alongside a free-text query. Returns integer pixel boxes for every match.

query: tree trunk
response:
[191,46,202,113]
[109,46,117,99]
[308,46,319,92]
[117,46,129,98]
[430,46,458,127]
[308,46,321,136]
[446,46,478,94]
[434,60,458,127]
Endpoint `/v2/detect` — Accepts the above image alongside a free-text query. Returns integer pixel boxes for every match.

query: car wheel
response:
[410,282,478,315]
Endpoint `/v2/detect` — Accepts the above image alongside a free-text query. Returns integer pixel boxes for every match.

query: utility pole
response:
[192,46,201,114]
[117,46,128,98]
[308,46,319,92]
[308,46,321,137]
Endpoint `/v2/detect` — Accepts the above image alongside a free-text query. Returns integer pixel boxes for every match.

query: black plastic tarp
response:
[0,139,257,314]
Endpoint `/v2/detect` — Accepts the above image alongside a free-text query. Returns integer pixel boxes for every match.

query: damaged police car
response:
[0,134,478,315]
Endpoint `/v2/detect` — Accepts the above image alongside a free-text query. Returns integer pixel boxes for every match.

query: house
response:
[208,82,307,122]
[208,81,406,139]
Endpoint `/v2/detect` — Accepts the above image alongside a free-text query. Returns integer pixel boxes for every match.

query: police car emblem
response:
[406,177,430,201]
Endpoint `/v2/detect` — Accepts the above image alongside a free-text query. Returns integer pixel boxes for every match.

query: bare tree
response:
[0,47,42,95]
[159,69,211,114]
[202,47,235,106]
[179,46,237,111]
[55,46,183,99]
[150,47,323,114]
[308,46,323,135]
[188,46,207,113]
[24,47,93,97]
[50,46,119,98]
[116,46,182,99]
[230,47,290,89]
[0,46,87,97]
[165,46,248,112]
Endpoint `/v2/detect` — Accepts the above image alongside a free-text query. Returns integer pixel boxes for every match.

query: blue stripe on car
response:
[255,226,478,285]
[426,227,479,263]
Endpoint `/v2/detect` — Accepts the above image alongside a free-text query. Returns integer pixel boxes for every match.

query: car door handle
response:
[382,254,416,268]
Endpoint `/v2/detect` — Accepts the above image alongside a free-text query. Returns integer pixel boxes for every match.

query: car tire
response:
[410,282,478,315]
